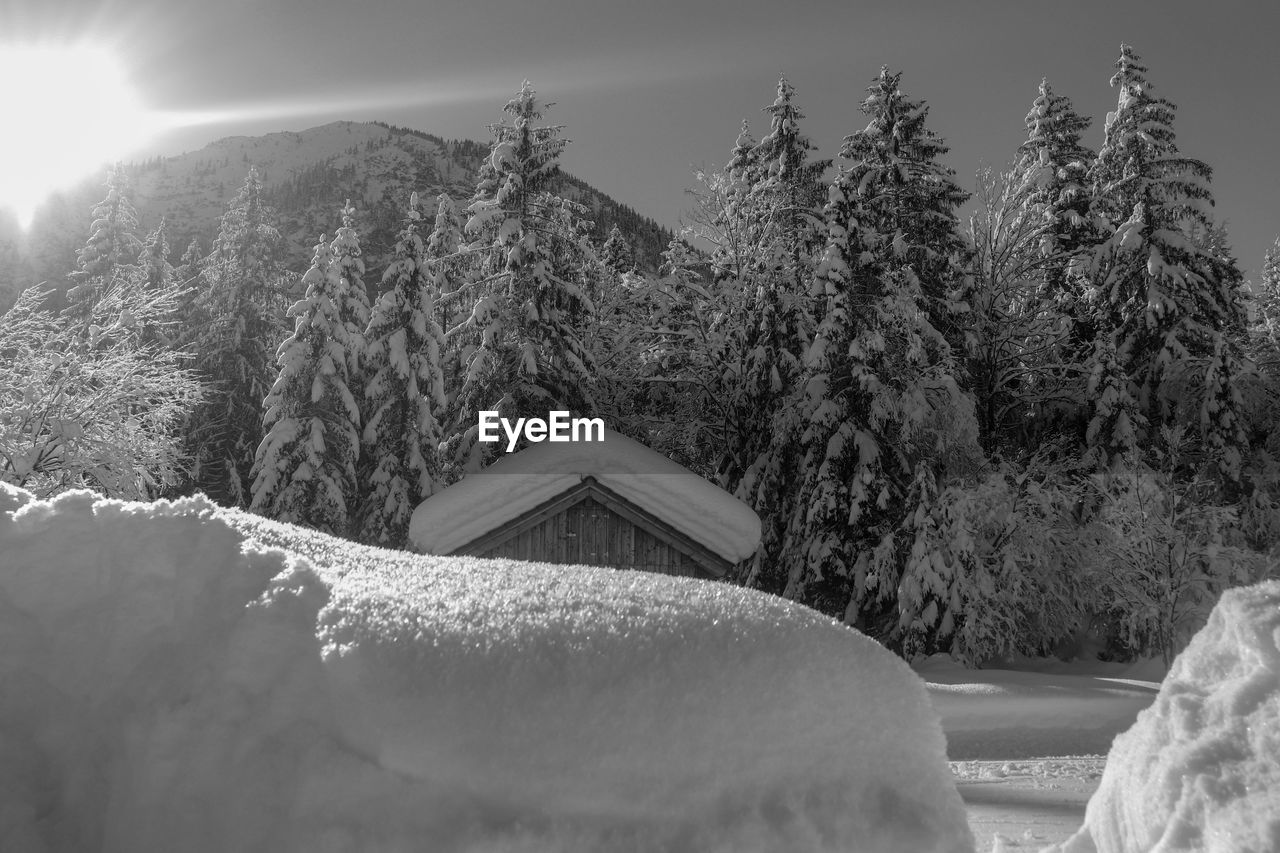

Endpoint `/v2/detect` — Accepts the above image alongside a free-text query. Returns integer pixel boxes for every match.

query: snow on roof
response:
[1045,580,1280,852]
[409,428,762,562]
[1,487,971,851]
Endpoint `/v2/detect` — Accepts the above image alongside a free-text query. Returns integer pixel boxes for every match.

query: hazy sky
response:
[7,0,1280,281]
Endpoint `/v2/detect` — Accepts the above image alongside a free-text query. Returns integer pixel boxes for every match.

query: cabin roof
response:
[409,429,761,563]
[452,476,734,578]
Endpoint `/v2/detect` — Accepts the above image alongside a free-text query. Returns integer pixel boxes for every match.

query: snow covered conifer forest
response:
[4,48,1280,670]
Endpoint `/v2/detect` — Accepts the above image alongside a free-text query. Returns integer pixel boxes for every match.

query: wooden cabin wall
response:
[470,496,704,577]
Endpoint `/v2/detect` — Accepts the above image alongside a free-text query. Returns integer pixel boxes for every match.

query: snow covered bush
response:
[1236,483,1280,559]
[1048,580,1280,853]
[0,278,202,499]
[0,487,974,853]
[1236,259,1280,556]
[1090,432,1269,665]
[896,458,1096,665]
[893,427,1273,668]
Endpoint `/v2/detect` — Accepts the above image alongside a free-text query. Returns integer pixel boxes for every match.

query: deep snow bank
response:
[0,488,973,853]
[1048,581,1280,853]
[0,488,332,853]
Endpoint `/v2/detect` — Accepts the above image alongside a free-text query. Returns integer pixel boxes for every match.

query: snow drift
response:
[1048,581,1280,853]
[0,485,972,853]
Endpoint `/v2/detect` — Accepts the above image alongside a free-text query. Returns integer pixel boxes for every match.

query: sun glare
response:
[0,44,160,228]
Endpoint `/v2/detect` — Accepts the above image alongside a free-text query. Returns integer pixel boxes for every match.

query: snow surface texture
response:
[0,487,971,853]
[917,657,1160,761]
[409,427,762,562]
[1047,581,1280,853]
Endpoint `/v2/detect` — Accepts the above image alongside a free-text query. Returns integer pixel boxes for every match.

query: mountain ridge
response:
[2,120,676,309]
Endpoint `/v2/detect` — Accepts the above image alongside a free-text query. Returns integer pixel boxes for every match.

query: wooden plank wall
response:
[476,496,702,577]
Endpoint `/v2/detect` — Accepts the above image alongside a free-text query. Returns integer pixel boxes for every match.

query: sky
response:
[3,0,1279,282]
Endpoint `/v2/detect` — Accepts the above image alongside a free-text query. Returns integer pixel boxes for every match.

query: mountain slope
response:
[8,120,675,306]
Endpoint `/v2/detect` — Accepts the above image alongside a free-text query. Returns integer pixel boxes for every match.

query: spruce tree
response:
[702,120,762,289]
[1255,239,1280,337]
[330,200,370,381]
[643,238,712,407]
[174,237,204,287]
[749,75,829,293]
[966,82,1096,452]
[1016,79,1099,423]
[65,163,143,319]
[1016,78,1095,297]
[426,194,464,269]
[741,74,828,348]
[184,168,291,506]
[769,186,912,618]
[1243,238,1280,459]
[726,119,757,178]
[1200,333,1250,478]
[686,80,829,494]
[169,236,206,346]
[837,67,972,345]
[425,193,465,329]
[1089,45,1211,228]
[136,219,174,292]
[1084,45,1249,478]
[120,219,186,349]
[1085,332,1145,461]
[250,235,362,534]
[600,224,634,275]
[424,193,468,398]
[450,81,596,470]
[727,78,830,580]
[769,67,977,631]
[359,193,447,546]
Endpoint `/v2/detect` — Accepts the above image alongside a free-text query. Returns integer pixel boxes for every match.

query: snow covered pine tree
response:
[183,168,292,506]
[448,81,597,470]
[723,77,829,587]
[1084,45,1249,480]
[600,223,635,275]
[64,163,144,322]
[358,193,447,546]
[773,68,977,639]
[251,223,366,535]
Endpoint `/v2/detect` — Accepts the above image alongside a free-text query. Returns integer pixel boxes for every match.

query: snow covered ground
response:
[922,582,1280,852]
[951,757,1104,852]
[1,486,970,853]
[915,658,1163,850]
[3,485,1275,852]
[920,657,1164,761]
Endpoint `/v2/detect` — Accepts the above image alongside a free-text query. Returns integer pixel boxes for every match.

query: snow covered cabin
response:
[408,429,761,579]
